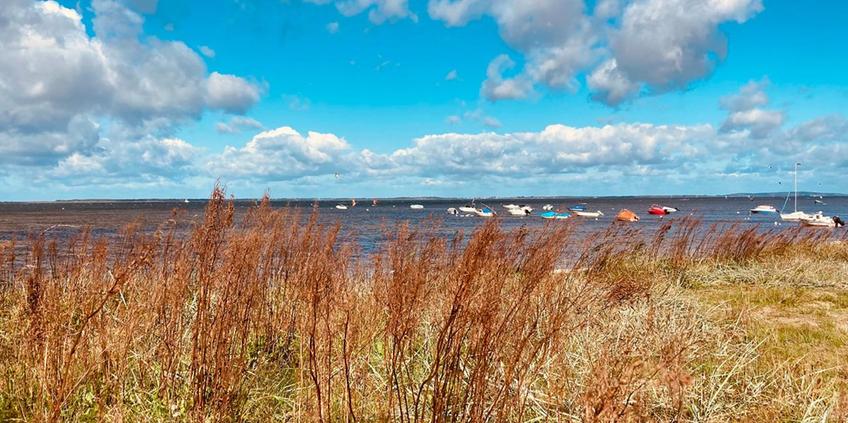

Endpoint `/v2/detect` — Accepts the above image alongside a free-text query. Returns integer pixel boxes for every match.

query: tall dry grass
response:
[0,187,845,421]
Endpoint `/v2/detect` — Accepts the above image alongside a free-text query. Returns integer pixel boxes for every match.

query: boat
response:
[184,199,190,204]
[447,207,459,215]
[540,211,571,220]
[574,210,604,218]
[780,163,813,221]
[351,198,357,207]
[542,204,554,211]
[800,213,845,228]
[474,207,495,217]
[372,199,378,207]
[750,205,778,214]
[504,204,533,216]
[568,204,586,212]
[335,204,348,210]
[459,200,477,214]
[814,199,827,205]
[410,204,424,209]
[616,209,639,222]
[648,205,679,216]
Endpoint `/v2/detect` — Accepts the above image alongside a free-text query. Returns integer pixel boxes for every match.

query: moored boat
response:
[540,211,570,220]
[648,205,679,215]
[750,205,778,214]
[574,210,603,218]
[616,209,639,222]
[335,204,348,210]
[800,213,844,228]
[780,163,812,222]
[410,204,424,209]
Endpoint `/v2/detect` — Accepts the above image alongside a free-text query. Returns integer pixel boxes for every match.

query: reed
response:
[0,187,845,421]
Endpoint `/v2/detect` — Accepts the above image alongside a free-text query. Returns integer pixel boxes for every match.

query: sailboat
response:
[780,163,813,221]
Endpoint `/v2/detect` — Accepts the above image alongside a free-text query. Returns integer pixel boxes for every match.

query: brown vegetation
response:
[0,187,846,421]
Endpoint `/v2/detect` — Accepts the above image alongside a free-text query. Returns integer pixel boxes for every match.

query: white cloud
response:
[719,80,784,138]
[428,0,764,105]
[608,0,764,94]
[326,21,340,33]
[480,54,534,101]
[207,127,353,180]
[199,45,216,58]
[0,0,262,168]
[205,72,263,115]
[215,117,264,134]
[445,69,458,80]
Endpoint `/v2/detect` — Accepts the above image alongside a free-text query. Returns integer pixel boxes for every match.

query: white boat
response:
[574,210,604,218]
[780,163,812,221]
[800,213,844,228]
[459,200,477,213]
[447,207,459,215]
[750,205,777,214]
[662,206,679,214]
[542,204,554,211]
[779,211,814,221]
[410,204,424,209]
[505,204,533,216]
[335,204,348,210]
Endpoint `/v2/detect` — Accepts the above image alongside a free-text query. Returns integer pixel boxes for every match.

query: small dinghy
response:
[447,207,459,215]
[542,204,554,211]
[616,209,639,222]
[410,204,424,209]
[574,210,604,218]
[540,211,571,220]
[335,204,348,210]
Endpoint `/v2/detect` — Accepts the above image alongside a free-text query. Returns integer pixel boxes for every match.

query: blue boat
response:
[540,211,571,220]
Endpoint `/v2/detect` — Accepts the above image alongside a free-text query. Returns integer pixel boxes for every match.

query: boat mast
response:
[794,162,799,213]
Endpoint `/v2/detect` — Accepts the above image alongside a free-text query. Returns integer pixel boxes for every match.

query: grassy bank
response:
[0,188,846,422]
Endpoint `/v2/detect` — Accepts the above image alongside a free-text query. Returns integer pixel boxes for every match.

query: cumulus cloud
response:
[428,0,763,105]
[480,55,534,101]
[50,137,201,181]
[205,72,263,115]
[720,80,784,138]
[207,127,354,180]
[0,0,262,170]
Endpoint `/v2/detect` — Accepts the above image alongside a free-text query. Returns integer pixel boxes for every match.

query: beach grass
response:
[0,187,846,422]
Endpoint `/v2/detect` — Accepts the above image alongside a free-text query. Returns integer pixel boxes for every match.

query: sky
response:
[1,0,847,200]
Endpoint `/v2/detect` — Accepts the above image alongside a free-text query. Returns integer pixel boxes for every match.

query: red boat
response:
[648,205,679,215]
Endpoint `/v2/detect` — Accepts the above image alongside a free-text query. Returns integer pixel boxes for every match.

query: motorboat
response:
[410,204,424,209]
[800,213,845,228]
[504,204,533,216]
[750,205,778,214]
[459,201,477,214]
[540,211,570,220]
[648,205,679,215]
[447,207,459,215]
[542,204,554,211]
[335,204,348,210]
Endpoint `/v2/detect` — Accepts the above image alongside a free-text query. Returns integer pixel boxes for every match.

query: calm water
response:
[1,195,846,254]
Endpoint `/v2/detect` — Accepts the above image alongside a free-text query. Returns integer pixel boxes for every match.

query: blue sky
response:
[1,0,847,200]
